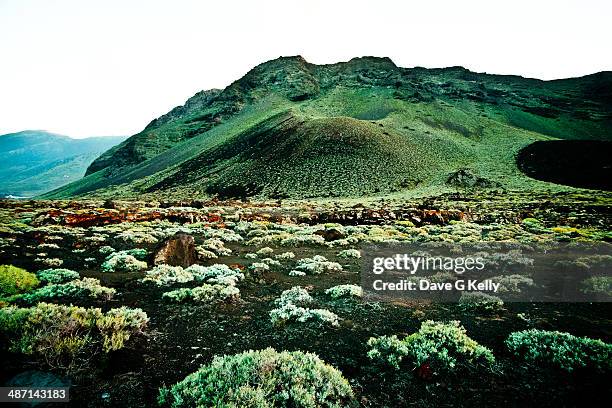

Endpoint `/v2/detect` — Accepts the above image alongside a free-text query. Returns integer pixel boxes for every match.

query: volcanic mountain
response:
[42,56,612,199]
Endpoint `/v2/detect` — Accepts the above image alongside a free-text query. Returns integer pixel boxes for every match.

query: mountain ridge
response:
[43,56,612,200]
[0,130,126,197]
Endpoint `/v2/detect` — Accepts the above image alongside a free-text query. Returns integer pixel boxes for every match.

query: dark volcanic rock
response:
[154,233,197,267]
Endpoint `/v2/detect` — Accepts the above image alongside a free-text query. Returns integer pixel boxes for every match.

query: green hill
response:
[0,131,126,197]
[42,56,612,200]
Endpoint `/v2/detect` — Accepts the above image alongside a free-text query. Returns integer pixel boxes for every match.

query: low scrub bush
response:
[0,265,39,296]
[270,286,339,327]
[458,291,504,313]
[337,249,361,259]
[0,303,148,371]
[506,329,611,372]
[490,274,534,294]
[20,278,115,302]
[142,264,244,287]
[291,255,342,275]
[325,284,363,299]
[35,268,80,284]
[368,320,495,373]
[162,284,239,303]
[101,249,148,273]
[580,276,612,297]
[158,348,354,407]
[142,265,194,285]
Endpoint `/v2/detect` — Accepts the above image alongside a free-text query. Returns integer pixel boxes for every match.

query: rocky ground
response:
[0,191,610,407]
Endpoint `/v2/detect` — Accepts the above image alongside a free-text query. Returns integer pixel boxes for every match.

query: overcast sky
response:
[1,0,610,138]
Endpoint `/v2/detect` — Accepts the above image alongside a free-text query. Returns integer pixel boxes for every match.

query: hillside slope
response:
[0,131,126,197]
[42,56,612,199]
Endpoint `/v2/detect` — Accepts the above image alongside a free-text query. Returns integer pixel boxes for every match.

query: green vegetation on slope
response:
[42,56,612,200]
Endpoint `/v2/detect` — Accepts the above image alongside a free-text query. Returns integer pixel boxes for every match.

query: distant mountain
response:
[42,56,612,200]
[0,131,126,197]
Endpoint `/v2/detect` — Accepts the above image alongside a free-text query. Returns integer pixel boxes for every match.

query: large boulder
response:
[153,233,197,267]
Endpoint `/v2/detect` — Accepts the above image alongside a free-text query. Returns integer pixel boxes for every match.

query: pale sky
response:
[0,0,610,138]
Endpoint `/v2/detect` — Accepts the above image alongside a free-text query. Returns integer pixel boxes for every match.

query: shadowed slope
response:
[146,111,444,198]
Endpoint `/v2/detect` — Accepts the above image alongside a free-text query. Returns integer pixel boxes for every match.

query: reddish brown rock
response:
[153,233,197,267]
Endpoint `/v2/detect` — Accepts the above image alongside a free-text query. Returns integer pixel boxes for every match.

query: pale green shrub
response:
[274,251,295,260]
[141,265,193,285]
[325,284,363,299]
[101,249,148,273]
[580,276,612,296]
[459,292,504,313]
[293,255,342,275]
[368,320,495,372]
[21,277,115,302]
[270,286,339,327]
[337,249,361,259]
[256,247,274,256]
[490,274,534,293]
[158,348,354,407]
[274,286,313,307]
[162,284,240,303]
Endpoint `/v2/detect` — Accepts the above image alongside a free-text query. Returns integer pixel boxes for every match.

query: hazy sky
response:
[1,0,610,138]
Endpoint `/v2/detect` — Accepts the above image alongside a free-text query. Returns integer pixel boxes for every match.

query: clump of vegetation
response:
[270,286,339,327]
[506,329,611,372]
[325,284,363,299]
[98,245,115,255]
[0,303,148,372]
[142,264,244,287]
[198,238,232,257]
[580,276,612,297]
[0,265,39,297]
[274,251,295,260]
[20,277,115,302]
[458,292,504,313]
[37,258,64,267]
[274,286,313,307]
[256,246,274,256]
[367,320,495,372]
[162,283,239,303]
[187,264,245,286]
[490,274,534,294]
[290,255,342,275]
[248,262,270,273]
[337,249,361,259]
[35,268,80,284]
[101,249,148,273]
[158,348,354,408]
[141,265,193,285]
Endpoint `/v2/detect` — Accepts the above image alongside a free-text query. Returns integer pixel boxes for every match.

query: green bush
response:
[0,303,148,371]
[505,329,612,372]
[368,320,495,373]
[162,284,239,303]
[36,268,80,284]
[270,286,339,327]
[325,284,363,299]
[101,249,148,273]
[158,348,354,407]
[20,278,115,303]
[580,276,612,297]
[0,265,39,296]
[458,291,504,313]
